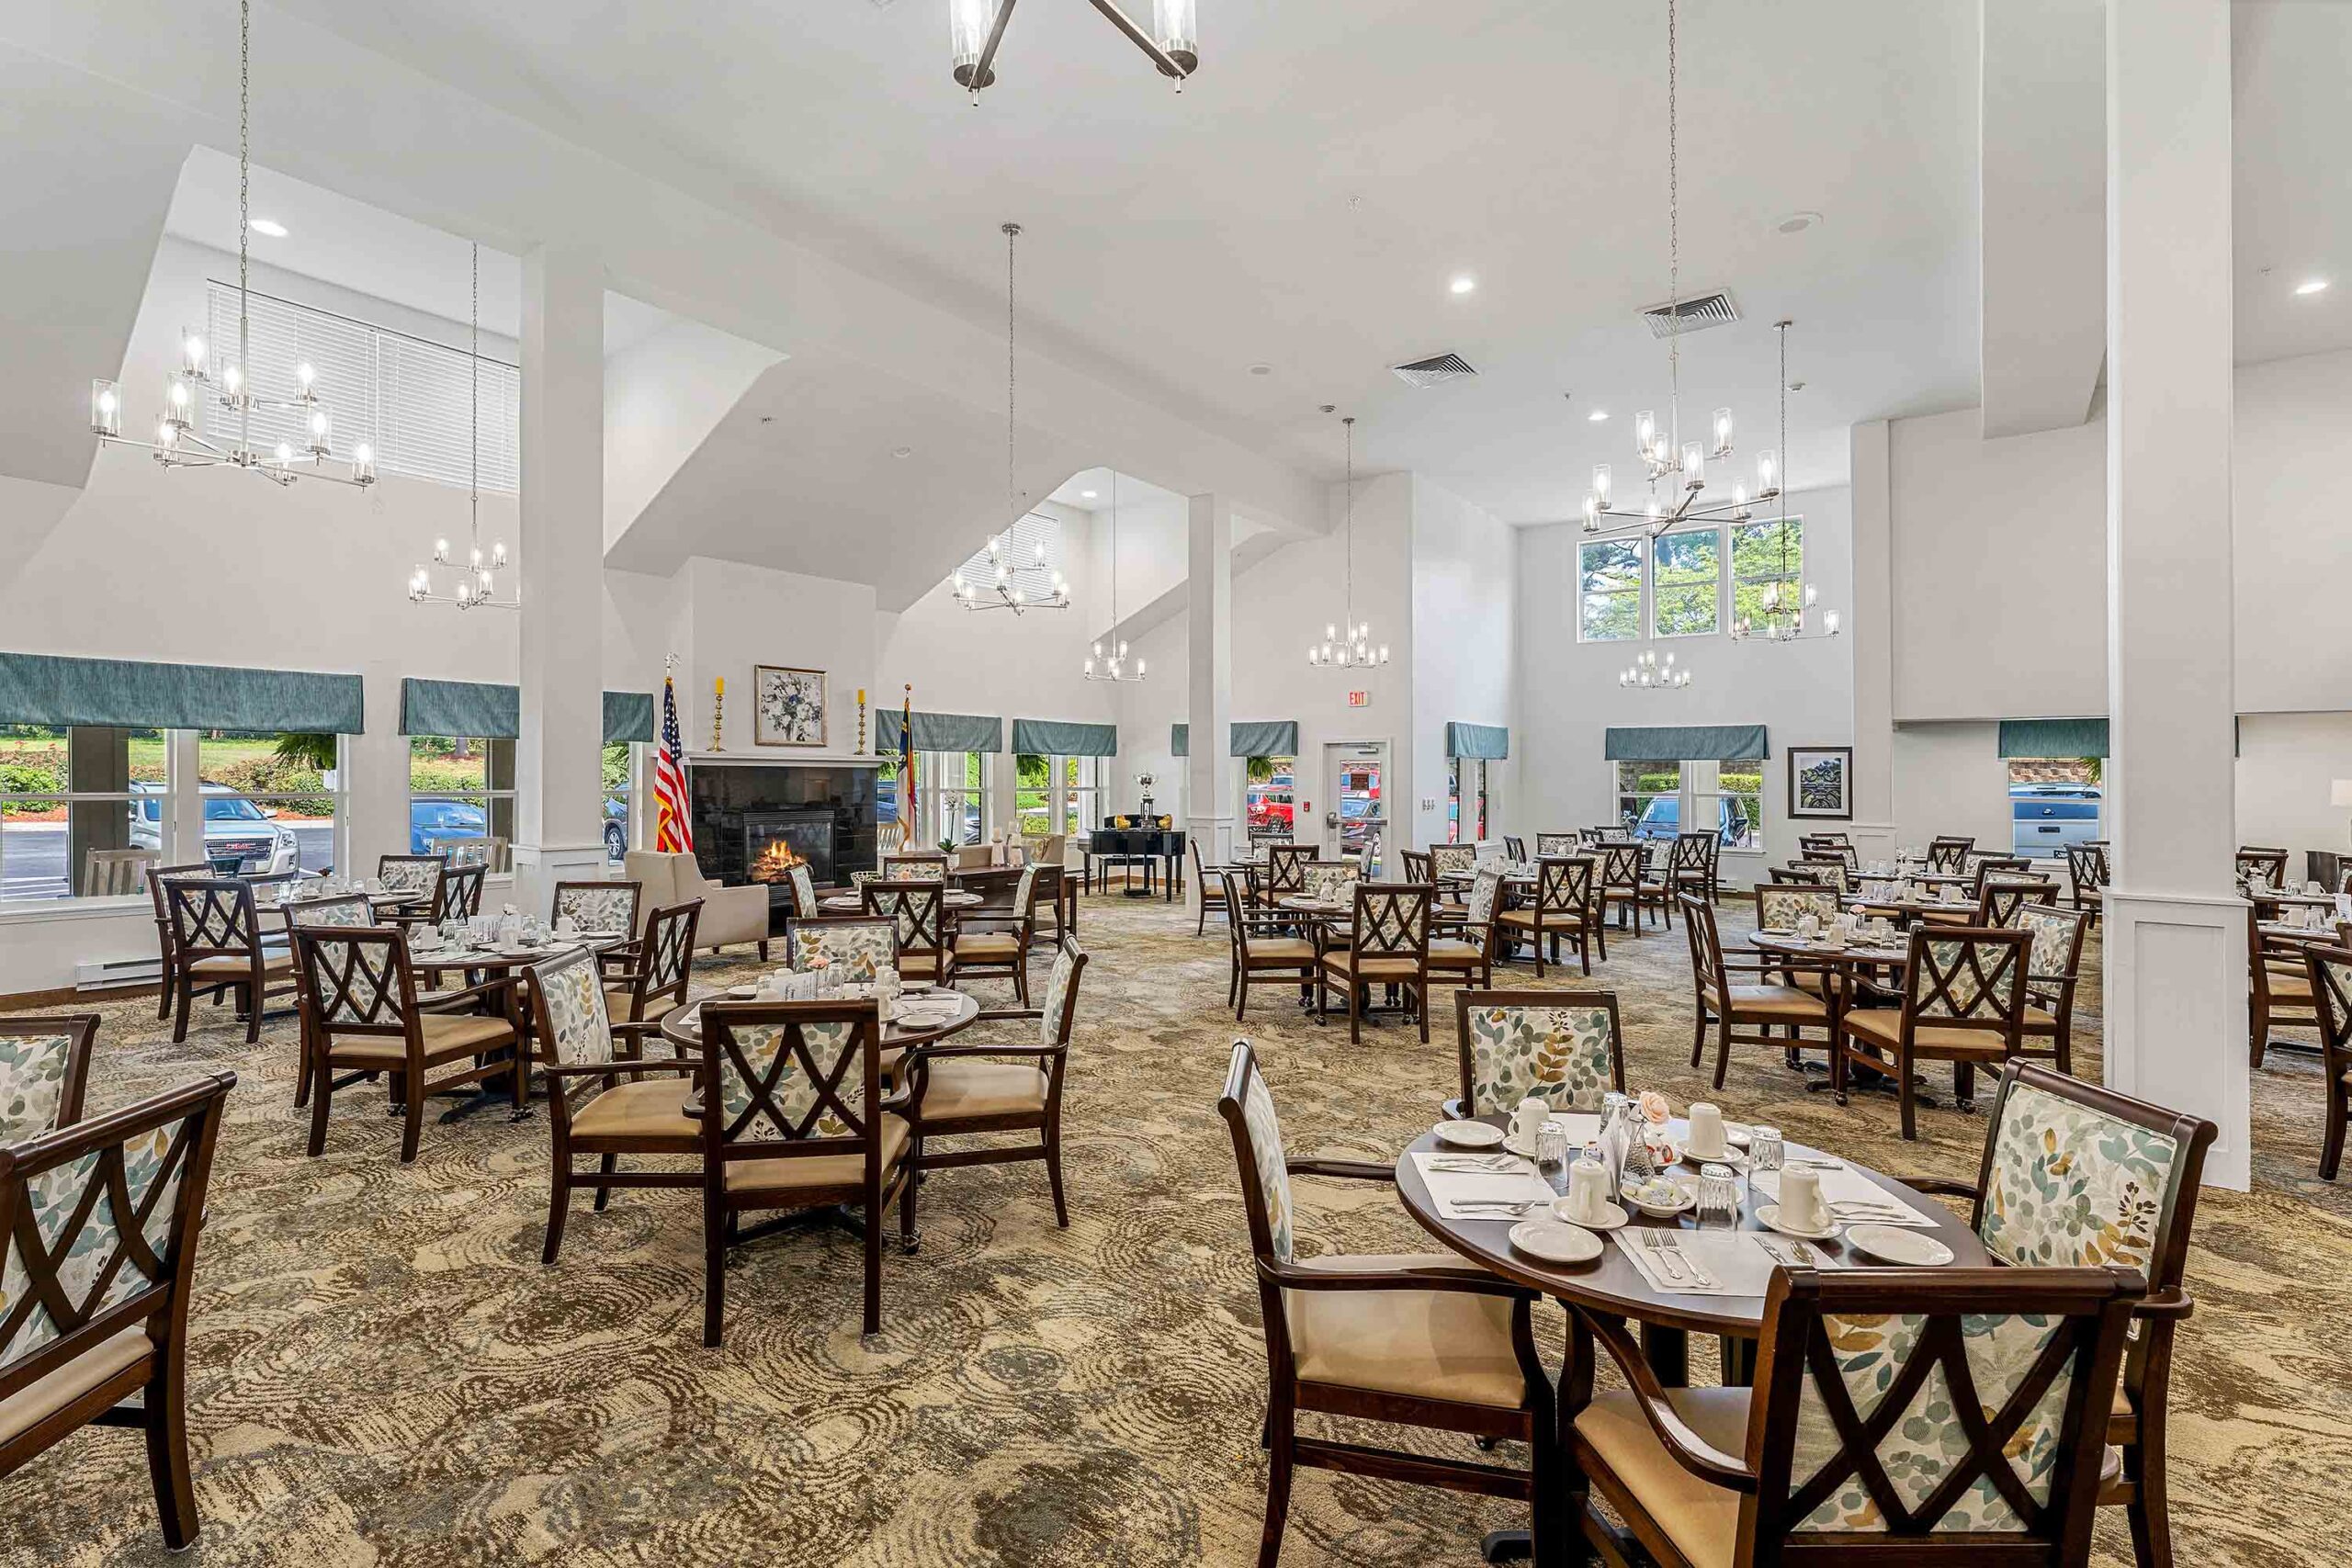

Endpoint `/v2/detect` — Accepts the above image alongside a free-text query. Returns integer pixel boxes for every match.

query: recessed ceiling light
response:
[1773,210,1822,235]
[1588,409,1610,423]
[890,445,912,457]
[248,218,288,238]
[1080,490,1099,499]
[1449,275,1477,296]
[2295,277,2330,296]
[1247,362,1273,376]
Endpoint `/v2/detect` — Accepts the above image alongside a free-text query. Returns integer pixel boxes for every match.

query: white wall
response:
[1410,475,1518,848]
[2233,713,2352,858]
[677,557,876,756]
[1515,486,1855,882]
[1889,721,2017,855]
[2233,352,2352,715]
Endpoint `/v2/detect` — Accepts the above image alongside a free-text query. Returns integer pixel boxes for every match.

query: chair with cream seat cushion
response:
[601,899,702,1031]
[0,1072,234,1551]
[0,1013,99,1145]
[863,880,947,984]
[1216,1043,1563,1568]
[1682,895,1836,1090]
[1315,883,1433,1044]
[1833,926,2030,1140]
[1497,854,1601,976]
[948,864,1040,1002]
[695,998,910,1345]
[164,877,296,1045]
[2002,901,2089,1074]
[527,945,699,1266]
[1427,863,1507,992]
[2249,903,2320,1069]
[899,937,1087,1245]
[1448,989,1623,1119]
[1222,871,1317,1022]
[1563,1263,2143,1568]
[2310,946,2352,1186]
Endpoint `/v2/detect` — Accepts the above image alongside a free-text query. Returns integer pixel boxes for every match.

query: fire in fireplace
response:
[741,812,836,890]
[750,838,808,883]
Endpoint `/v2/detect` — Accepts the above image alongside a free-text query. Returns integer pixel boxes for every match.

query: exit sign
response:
[1347,690,1372,708]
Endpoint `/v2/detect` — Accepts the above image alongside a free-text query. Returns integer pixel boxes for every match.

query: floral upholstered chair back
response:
[698,1001,876,1148]
[1458,999,1623,1115]
[430,864,487,922]
[378,855,444,896]
[1464,866,1507,929]
[553,882,641,937]
[640,901,700,997]
[1534,855,1593,918]
[1011,864,1041,927]
[1427,844,1477,880]
[1977,1074,2186,1274]
[1534,833,1577,858]
[1037,939,1088,1047]
[1925,838,1973,874]
[1905,929,2029,1025]
[292,927,414,1030]
[2007,904,2088,1008]
[787,919,897,984]
[862,882,944,957]
[885,855,947,882]
[529,947,613,1069]
[0,1017,97,1145]
[1266,845,1316,897]
[786,863,818,919]
[2064,843,2109,892]
[1299,862,1361,905]
[1216,1042,1295,1266]
[1599,843,1643,893]
[288,895,374,930]
[1757,886,1840,932]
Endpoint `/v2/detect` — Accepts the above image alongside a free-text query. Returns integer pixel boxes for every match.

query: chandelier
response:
[407,243,515,610]
[952,0,1197,103]
[960,222,1069,616]
[87,0,374,491]
[1579,0,1770,541]
[1730,321,1839,643]
[1082,471,1146,682]
[1306,412,1389,670]
[1620,649,1692,690]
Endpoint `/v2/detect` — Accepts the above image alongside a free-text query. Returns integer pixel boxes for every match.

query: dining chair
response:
[2303,945,2352,1181]
[0,1012,100,1142]
[526,945,697,1265]
[1502,834,1527,862]
[1190,837,1229,935]
[1792,855,1856,895]
[1597,842,1658,933]
[1428,864,1506,995]
[424,863,487,925]
[285,894,376,1109]
[2006,903,2090,1075]
[1796,832,1858,870]
[1893,1061,2213,1568]
[1975,875,2058,927]
[1426,843,1479,930]
[899,936,1088,1244]
[1749,886,1844,998]
[765,861,817,921]
[1498,855,1601,976]
[291,924,525,1162]
[602,898,702,1041]
[1669,829,1718,905]
[0,1071,235,1551]
[863,880,947,984]
[141,863,212,1022]
[1964,852,2033,894]
[786,916,899,984]
[695,998,910,1344]
[2235,845,2290,887]
[950,864,1040,1003]
[552,879,642,939]
[164,877,296,1044]
[1447,989,1624,1119]
[1216,1042,1563,1568]
[2247,903,2319,1069]
[1562,1261,2143,1568]
[1316,883,1434,1043]
[1534,831,1577,858]
[2065,841,2109,920]
[1834,925,2031,1139]
[883,852,951,882]
[1266,843,1318,906]
[377,852,446,896]
[1681,894,1837,1089]
[1767,863,1826,886]
[1579,826,1617,845]
[1222,871,1317,1022]
[1924,835,1974,873]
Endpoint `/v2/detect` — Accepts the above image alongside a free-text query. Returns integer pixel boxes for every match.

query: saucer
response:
[1509,1221,1603,1265]
[1548,1197,1628,1231]
[1434,1120,1506,1149]
[1845,1224,1953,1266]
[1682,1143,1744,1168]
[1756,1203,1840,1242]
[1621,1183,1696,1220]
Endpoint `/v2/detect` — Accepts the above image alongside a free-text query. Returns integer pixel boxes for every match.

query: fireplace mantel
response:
[686,752,883,769]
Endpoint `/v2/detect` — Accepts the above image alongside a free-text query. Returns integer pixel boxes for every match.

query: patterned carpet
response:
[4,889,2349,1567]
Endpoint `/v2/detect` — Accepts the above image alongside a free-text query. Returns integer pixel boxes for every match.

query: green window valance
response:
[1170,720,1300,759]
[0,652,363,734]
[1445,722,1510,760]
[1998,717,2109,759]
[1603,724,1770,762]
[1012,719,1117,757]
[401,679,658,746]
[875,709,1003,755]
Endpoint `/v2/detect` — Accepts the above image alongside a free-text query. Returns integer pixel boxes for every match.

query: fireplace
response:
[744,812,835,886]
[688,761,878,921]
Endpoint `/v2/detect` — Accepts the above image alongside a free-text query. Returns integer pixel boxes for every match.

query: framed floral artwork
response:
[1786,745,1853,820]
[753,665,828,749]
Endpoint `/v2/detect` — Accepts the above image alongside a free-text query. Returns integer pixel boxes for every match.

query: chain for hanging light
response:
[1729,320,1838,643]
[960,222,1070,616]
[1307,412,1389,670]
[1083,470,1146,682]
[86,0,374,490]
[409,242,516,611]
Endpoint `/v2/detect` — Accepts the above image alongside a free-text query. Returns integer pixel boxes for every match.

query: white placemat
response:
[1752,1168,1937,1227]
[1610,1229,1780,1296]
[1409,1152,1556,1219]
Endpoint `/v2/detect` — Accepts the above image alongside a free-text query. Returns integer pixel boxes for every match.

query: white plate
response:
[1756,1203,1840,1242]
[1549,1197,1629,1231]
[1434,1121,1506,1149]
[1722,1122,1753,1147]
[1510,1221,1603,1265]
[1622,1183,1696,1220]
[727,985,759,998]
[1844,1224,1953,1266]
[1682,1143,1744,1168]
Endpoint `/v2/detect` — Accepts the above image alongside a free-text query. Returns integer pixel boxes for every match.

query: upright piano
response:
[1087,818,1184,901]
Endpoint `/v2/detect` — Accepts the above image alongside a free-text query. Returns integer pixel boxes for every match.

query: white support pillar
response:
[1186,492,1236,864]
[1846,420,1897,863]
[2102,0,2246,1189]
[512,243,608,916]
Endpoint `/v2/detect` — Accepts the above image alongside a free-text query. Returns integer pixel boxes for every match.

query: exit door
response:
[1322,741,1387,874]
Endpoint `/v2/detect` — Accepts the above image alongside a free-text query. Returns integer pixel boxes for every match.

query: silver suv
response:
[128,783,301,874]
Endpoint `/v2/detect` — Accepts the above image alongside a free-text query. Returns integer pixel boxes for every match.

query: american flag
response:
[653,674,692,852]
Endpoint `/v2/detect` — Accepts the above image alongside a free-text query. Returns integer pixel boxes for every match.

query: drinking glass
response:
[1535,1124,1569,1173]
[1747,1125,1785,1178]
[1695,1162,1740,1228]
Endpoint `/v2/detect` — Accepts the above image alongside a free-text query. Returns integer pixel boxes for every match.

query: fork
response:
[1450,1198,1545,1216]
[1642,1229,1717,1288]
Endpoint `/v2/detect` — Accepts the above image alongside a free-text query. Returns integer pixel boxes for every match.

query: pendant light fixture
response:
[958,221,1070,615]
[1306,411,1388,671]
[87,0,374,491]
[1730,321,1839,642]
[407,243,515,610]
[952,0,1198,104]
[1082,470,1146,682]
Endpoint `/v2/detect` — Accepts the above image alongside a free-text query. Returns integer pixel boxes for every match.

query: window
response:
[201,282,520,492]
[1448,758,1491,844]
[603,741,634,865]
[1651,528,1721,637]
[922,750,988,848]
[2005,758,2102,861]
[1,726,164,900]
[1731,515,1804,634]
[1243,756,1296,842]
[1578,538,1644,642]
[194,731,343,877]
[1016,754,1106,838]
[1616,758,1763,852]
[408,735,515,866]
[1614,759,1680,839]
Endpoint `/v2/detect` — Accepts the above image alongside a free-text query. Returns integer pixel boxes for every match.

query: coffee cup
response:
[1510,1097,1549,1147]
[1780,1167,1830,1231]
[1685,1102,1728,1160]
[1565,1156,1611,1224]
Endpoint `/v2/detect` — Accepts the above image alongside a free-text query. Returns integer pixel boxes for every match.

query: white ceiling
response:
[2233,1,2352,367]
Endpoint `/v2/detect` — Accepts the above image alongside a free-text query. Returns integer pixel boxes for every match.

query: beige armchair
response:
[622,851,772,959]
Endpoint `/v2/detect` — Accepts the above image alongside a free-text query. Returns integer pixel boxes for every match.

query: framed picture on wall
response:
[753,665,828,748]
[1786,745,1854,820]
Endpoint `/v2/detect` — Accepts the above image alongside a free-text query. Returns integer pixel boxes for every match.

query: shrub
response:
[209,756,326,795]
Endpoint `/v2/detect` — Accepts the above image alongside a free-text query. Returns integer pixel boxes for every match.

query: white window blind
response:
[201,281,518,492]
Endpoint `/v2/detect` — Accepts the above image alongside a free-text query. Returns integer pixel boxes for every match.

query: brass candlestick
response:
[857,686,868,755]
[709,676,725,752]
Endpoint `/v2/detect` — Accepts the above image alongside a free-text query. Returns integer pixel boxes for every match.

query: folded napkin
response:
[1409,1152,1556,1220]
[1611,1229,1781,1296]
[1751,1168,1936,1227]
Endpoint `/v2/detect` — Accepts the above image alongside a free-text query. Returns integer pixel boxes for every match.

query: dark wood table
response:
[656,987,981,1057]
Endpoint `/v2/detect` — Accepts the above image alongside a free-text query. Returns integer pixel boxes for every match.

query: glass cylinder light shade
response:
[1634,411,1657,460]
[353,442,376,482]
[1680,442,1704,482]
[1591,462,1611,502]
[1712,407,1734,457]
[1755,448,1778,493]
[951,0,998,86]
[180,331,205,377]
[90,379,120,436]
[1154,0,1199,71]
[307,408,332,457]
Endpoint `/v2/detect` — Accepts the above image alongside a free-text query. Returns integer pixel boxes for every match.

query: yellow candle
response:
[857,687,866,705]
[715,676,725,696]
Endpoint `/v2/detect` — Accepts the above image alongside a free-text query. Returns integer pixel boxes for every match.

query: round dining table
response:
[656,986,982,1056]
[818,889,984,915]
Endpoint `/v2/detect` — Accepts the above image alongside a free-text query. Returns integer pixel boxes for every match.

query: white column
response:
[1846,420,1897,863]
[2102,0,2246,1189]
[1186,492,1236,863]
[345,667,412,875]
[512,243,608,916]
[166,730,204,870]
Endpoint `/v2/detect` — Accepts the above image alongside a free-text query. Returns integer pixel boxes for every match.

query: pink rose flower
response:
[1637,1089,1671,1125]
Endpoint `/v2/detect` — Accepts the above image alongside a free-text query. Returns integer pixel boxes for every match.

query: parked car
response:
[2010,782,2102,857]
[409,797,489,855]
[1247,774,1295,834]
[604,795,628,861]
[128,783,300,874]
[1628,795,1753,848]
[871,778,980,840]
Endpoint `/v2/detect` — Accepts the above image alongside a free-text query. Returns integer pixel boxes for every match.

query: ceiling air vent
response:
[1390,352,1478,388]
[1640,290,1741,339]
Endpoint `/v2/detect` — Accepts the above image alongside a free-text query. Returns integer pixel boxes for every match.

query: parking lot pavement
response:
[1,821,339,898]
